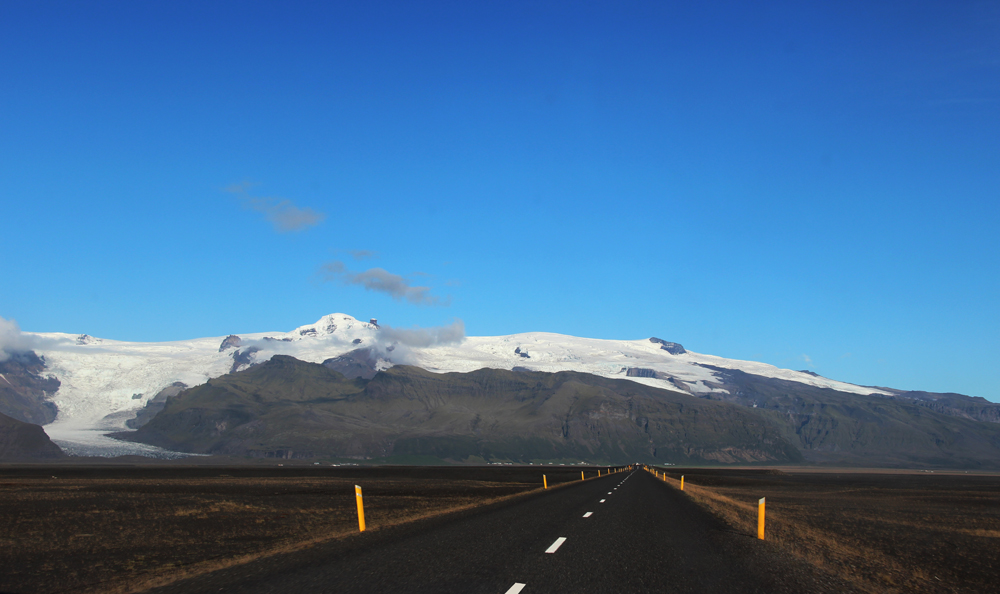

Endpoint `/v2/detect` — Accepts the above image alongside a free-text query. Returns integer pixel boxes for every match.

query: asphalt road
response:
[146,468,857,594]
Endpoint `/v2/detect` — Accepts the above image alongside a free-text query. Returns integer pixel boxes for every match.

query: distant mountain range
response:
[115,355,804,464]
[110,355,1000,468]
[2,313,999,466]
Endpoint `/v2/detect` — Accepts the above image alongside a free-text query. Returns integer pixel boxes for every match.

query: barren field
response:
[657,468,1000,594]
[0,464,589,594]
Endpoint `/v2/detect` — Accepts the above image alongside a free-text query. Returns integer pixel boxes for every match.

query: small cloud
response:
[350,250,378,261]
[227,182,325,233]
[323,261,346,275]
[321,261,449,306]
[245,198,325,233]
[840,352,852,359]
[0,316,45,361]
[380,319,465,348]
[224,181,256,194]
[801,354,814,367]
[0,316,28,361]
[445,279,462,287]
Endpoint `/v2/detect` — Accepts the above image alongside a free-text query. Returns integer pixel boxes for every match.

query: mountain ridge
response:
[117,355,1000,468]
[117,355,804,465]
[5,312,995,460]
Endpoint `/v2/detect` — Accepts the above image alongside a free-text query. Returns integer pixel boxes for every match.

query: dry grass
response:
[652,469,1000,594]
[0,474,542,594]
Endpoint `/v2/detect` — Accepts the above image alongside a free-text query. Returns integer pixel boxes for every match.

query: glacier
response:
[28,313,889,456]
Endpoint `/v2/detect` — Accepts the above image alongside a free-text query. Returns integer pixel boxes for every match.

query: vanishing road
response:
[146,469,855,594]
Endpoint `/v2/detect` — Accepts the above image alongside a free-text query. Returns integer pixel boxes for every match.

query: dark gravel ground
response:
[3,464,990,594]
[0,464,602,594]
[658,468,1000,594]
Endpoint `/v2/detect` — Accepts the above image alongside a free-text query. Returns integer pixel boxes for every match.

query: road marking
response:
[545,537,567,553]
[583,512,593,517]
[608,492,612,494]
[600,499,606,503]
[504,584,526,594]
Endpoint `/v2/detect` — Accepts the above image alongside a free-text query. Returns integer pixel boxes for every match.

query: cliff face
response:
[0,412,65,460]
[0,352,60,425]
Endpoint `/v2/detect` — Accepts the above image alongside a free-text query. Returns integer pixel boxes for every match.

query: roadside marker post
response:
[581,471,585,481]
[355,485,366,532]
[758,498,765,540]
[544,475,548,489]
[680,475,684,490]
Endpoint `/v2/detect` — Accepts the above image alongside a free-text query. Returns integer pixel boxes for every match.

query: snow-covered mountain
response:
[26,313,889,455]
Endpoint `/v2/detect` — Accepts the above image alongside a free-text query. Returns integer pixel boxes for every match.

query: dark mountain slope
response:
[700,365,1000,468]
[893,391,1000,424]
[0,412,65,460]
[0,352,59,424]
[121,355,801,464]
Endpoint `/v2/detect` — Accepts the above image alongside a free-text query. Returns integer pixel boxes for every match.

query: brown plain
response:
[3,465,998,594]
[0,465,576,594]
[658,468,1000,594]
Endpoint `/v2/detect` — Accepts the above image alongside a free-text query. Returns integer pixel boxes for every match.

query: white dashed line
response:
[583,512,593,517]
[600,499,606,503]
[504,584,526,594]
[545,537,567,553]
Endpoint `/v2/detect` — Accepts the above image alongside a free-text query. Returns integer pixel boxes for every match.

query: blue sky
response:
[1,1,997,400]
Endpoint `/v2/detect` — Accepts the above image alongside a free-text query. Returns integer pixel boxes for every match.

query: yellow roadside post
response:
[758,498,766,540]
[544,475,548,489]
[355,485,366,532]
[598,469,601,477]
[581,471,585,481]
[680,475,684,490]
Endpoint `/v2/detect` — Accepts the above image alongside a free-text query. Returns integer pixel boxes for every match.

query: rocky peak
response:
[218,335,242,352]
[649,337,686,355]
[76,334,100,345]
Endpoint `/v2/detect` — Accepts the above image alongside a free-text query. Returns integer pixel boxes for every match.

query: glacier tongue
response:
[26,312,889,456]
[45,422,196,458]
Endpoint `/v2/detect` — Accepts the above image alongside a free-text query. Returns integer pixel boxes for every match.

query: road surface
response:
[145,468,856,593]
